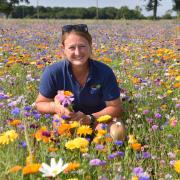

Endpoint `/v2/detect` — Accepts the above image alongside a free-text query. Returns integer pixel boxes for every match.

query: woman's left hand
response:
[70,111,90,125]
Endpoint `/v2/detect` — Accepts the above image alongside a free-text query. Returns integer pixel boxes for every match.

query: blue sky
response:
[23,0,176,16]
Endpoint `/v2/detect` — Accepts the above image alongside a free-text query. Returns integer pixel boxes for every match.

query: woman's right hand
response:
[51,102,72,118]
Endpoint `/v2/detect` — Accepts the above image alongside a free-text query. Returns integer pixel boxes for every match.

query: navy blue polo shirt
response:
[39,59,120,114]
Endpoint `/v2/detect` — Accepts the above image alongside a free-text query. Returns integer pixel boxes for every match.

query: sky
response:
[23,0,176,17]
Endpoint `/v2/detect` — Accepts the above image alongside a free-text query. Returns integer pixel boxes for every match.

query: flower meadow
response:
[0,19,179,179]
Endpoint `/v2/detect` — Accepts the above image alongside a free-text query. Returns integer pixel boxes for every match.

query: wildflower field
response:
[0,19,179,179]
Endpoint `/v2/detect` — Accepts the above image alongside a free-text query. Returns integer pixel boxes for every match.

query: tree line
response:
[0,0,179,19]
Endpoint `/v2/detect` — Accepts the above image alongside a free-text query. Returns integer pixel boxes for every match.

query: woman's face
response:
[62,33,91,66]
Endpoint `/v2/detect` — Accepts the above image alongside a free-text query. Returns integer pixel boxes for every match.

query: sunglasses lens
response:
[62,24,88,33]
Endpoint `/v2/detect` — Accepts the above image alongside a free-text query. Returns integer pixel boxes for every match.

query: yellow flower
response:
[70,121,80,128]
[22,163,41,175]
[77,125,93,136]
[26,154,35,165]
[80,147,89,153]
[132,176,138,180]
[128,135,137,144]
[0,130,18,145]
[174,160,180,173]
[65,137,89,150]
[64,91,73,96]
[97,115,112,123]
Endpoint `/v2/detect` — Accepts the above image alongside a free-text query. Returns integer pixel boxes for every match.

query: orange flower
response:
[8,119,21,126]
[174,83,180,88]
[9,165,22,173]
[131,143,142,151]
[34,126,52,143]
[105,137,113,143]
[58,123,72,136]
[22,164,41,175]
[48,147,58,152]
[64,162,80,173]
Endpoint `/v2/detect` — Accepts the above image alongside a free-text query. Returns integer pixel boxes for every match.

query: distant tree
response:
[172,0,180,17]
[0,0,29,18]
[144,0,162,20]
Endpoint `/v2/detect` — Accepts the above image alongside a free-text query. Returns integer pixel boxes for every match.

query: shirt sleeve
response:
[102,68,120,101]
[39,67,57,99]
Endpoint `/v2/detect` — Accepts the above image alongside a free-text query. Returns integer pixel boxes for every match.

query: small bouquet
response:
[54,90,74,113]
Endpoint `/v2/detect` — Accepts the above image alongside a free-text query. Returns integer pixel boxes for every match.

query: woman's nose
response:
[74,46,80,55]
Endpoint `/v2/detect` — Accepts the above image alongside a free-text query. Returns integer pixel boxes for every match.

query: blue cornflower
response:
[11,107,20,116]
[115,140,123,146]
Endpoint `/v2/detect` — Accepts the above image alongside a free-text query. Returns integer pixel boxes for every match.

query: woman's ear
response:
[60,44,66,58]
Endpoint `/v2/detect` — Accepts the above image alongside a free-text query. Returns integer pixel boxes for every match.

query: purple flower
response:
[152,124,158,130]
[99,160,106,166]
[24,111,31,117]
[115,151,124,157]
[101,123,108,129]
[96,144,104,150]
[17,124,25,130]
[155,113,161,119]
[42,131,51,137]
[168,152,176,159]
[89,159,102,166]
[139,173,150,180]
[133,167,144,176]
[143,110,149,115]
[108,154,116,160]
[19,141,27,148]
[115,140,123,146]
[146,118,153,123]
[143,152,151,159]
[24,106,31,111]
[176,103,180,108]
[44,114,51,118]
[11,107,20,116]
[99,176,107,180]
[29,124,39,129]
[0,103,4,108]
[34,113,41,120]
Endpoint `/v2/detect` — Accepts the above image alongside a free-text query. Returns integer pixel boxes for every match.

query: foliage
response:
[0,0,29,18]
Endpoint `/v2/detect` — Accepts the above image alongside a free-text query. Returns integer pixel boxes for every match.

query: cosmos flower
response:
[0,130,18,145]
[55,90,74,108]
[39,158,68,177]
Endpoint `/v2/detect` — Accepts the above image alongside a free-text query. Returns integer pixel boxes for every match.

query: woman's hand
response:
[70,111,91,125]
[51,102,72,118]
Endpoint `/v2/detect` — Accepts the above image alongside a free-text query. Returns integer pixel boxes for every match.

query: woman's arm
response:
[35,93,71,116]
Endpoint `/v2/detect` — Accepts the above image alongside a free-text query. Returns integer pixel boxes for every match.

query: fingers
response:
[70,111,89,125]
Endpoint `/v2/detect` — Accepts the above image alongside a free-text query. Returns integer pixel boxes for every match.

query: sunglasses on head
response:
[62,24,88,34]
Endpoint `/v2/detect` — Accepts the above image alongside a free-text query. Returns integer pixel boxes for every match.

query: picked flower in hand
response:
[54,90,74,112]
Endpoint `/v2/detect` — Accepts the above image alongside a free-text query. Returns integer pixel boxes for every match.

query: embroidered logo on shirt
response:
[90,84,101,94]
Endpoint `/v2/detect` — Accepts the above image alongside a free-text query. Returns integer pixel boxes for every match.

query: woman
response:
[35,24,125,141]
